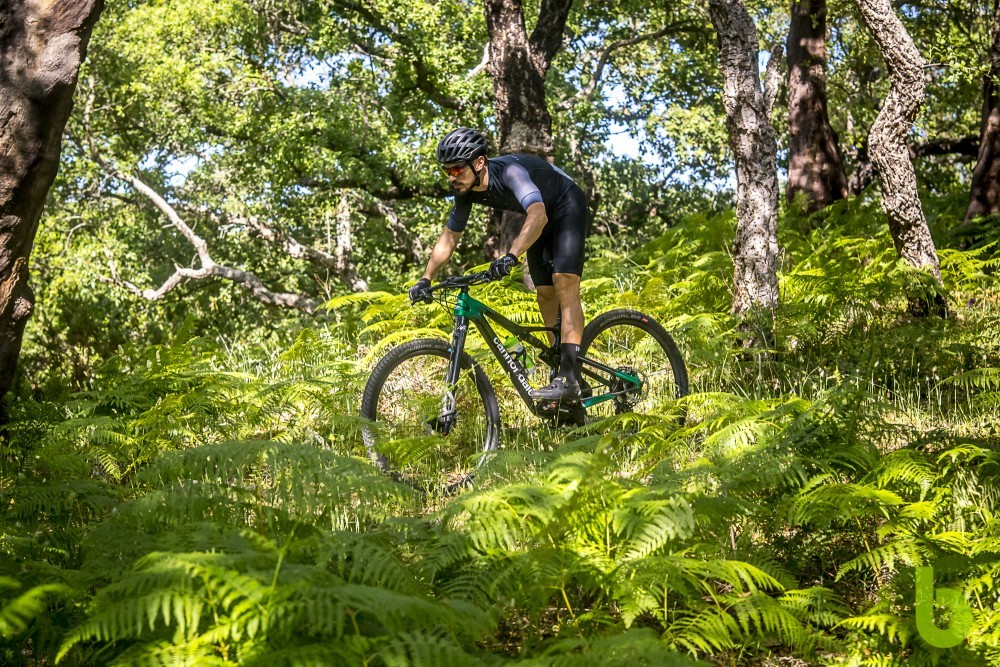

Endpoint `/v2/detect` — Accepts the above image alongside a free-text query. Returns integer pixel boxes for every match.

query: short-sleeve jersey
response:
[446,154,576,232]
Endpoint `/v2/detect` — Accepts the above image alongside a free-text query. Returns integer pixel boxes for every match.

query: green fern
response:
[0,578,69,637]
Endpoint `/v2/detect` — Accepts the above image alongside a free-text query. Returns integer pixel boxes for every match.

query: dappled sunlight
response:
[9,198,1000,662]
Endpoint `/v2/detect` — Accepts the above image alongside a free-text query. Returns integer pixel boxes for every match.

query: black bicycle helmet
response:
[436,127,489,164]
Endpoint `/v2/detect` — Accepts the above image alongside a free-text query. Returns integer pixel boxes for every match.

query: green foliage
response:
[0,578,69,637]
[21,0,991,396]
[7,1,1000,661]
[6,193,1000,665]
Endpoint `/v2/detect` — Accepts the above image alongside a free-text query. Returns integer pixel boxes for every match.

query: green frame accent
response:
[454,291,490,319]
[452,288,644,411]
[580,368,641,409]
[611,369,641,382]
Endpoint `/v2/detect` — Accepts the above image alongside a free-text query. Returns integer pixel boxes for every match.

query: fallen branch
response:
[103,169,320,313]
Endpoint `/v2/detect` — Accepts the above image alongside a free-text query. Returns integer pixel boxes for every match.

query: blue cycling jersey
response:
[446,154,576,232]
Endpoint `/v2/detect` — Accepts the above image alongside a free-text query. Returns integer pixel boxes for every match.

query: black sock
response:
[559,344,580,383]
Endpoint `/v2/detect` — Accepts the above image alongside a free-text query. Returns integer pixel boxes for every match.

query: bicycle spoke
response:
[582,317,685,419]
[362,341,498,492]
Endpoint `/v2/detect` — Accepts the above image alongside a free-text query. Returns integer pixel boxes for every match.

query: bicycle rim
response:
[361,341,498,492]
[580,314,687,421]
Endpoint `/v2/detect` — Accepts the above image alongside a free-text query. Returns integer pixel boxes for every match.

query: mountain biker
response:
[408,127,589,404]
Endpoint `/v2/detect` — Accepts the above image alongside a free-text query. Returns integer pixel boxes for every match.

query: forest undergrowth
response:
[2,195,999,666]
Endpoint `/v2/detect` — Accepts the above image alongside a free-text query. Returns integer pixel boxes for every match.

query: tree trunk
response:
[482,0,573,259]
[0,0,104,409]
[965,0,1000,225]
[786,0,847,212]
[854,0,942,283]
[708,0,781,316]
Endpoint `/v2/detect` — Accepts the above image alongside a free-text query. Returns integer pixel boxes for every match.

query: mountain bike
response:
[360,271,688,491]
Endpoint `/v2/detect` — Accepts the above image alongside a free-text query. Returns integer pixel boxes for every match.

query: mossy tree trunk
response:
[0,0,104,415]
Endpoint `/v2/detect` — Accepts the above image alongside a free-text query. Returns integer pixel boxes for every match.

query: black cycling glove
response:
[488,253,518,281]
[408,277,432,304]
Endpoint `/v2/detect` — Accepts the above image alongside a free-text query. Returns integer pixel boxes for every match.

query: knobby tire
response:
[360,339,500,492]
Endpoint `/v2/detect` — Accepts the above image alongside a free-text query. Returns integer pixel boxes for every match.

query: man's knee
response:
[552,273,581,301]
[536,285,557,304]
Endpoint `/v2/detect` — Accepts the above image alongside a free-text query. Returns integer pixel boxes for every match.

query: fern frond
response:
[837,613,909,644]
[325,290,394,310]
[0,578,69,636]
[379,631,481,667]
[789,478,905,527]
[615,495,696,561]
[779,586,850,629]
[836,537,930,580]
[939,368,1000,391]
[537,628,703,667]
[240,641,370,667]
[668,606,740,653]
[726,591,815,651]
[873,448,936,493]
[58,588,204,660]
[105,640,231,667]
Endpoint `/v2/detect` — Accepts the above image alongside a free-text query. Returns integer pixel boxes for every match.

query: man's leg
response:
[530,273,584,402]
[553,273,583,393]
[552,273,583,345]
[535,285,559,346]
[527,186,588,403]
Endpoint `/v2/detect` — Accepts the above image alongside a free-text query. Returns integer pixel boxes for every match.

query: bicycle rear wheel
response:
[360,339,500,491]
[579,310,688,419]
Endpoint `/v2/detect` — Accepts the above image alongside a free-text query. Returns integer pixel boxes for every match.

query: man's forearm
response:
[423,229,460,280]
[423,250,448,280]
[509,203,548,258]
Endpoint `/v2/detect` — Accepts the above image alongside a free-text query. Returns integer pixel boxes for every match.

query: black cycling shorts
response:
[526,184,589,287]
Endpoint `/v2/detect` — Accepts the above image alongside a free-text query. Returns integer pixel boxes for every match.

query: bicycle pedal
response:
[535,400,558,416]
[542,407,586,427]
[535,399,585,423]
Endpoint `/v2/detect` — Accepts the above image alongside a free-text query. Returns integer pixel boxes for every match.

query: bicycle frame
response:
[447,287,642,415]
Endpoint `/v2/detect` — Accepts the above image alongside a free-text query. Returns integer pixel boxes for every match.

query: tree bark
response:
[0,0,104,406]
[854,0,942,282]
[965,0,1000,225]
[708,0,782,316]
[786,0,847,212]
[481,0,573,259]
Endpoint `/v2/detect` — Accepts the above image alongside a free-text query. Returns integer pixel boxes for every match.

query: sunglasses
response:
[441,163,468,178]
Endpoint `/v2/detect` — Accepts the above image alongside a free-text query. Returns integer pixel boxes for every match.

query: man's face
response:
[443,158,482,193]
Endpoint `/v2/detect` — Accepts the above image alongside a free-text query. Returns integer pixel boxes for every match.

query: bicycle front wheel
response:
[580,310,688,419]
[360,339,500,491]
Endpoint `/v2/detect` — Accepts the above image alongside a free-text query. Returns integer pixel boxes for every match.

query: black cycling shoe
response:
[530,376,581,403]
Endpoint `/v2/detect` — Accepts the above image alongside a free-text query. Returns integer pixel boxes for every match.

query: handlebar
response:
[426,270,492,294]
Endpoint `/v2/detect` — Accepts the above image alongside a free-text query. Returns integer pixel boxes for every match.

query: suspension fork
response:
[433,315,470,435]
[446,315,471,387]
